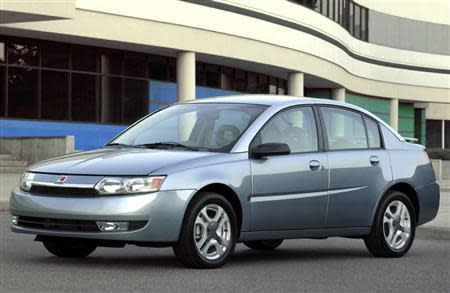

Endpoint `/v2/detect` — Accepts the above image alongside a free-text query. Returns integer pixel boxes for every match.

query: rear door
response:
[319,106,392,228]
[250,106,329,231]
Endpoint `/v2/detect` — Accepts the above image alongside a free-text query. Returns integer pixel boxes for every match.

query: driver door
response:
[250,106,329,231]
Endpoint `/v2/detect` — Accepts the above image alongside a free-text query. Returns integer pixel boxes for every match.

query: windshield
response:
[108,103,267,152]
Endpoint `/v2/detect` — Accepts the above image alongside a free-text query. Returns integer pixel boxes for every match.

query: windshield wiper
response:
[105,143,145,148]
[136,142,201,151]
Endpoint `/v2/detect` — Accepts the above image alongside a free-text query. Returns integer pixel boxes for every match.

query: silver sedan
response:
[10,95,440,268]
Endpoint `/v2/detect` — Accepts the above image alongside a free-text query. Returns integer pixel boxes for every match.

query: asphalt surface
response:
[1,213,449,293]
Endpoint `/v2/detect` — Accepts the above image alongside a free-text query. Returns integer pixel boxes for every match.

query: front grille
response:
[17,216,147,232]
[18,216,100,231]
[30,185,97,197]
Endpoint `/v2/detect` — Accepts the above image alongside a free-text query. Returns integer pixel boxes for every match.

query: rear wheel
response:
[173,192,238,268]
[243,239,283,250]
[43,238,97,258]
[364,190,416,257]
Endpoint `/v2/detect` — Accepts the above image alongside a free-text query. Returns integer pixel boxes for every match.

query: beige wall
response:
[426,103,450,120]
[356,0,450,25]
[1,0,449,107]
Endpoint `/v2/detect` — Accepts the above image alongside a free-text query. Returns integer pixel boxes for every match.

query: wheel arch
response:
[372,182,420,226]
[186,183,243,235]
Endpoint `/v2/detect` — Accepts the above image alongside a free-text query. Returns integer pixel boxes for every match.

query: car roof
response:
[185,94,405,141]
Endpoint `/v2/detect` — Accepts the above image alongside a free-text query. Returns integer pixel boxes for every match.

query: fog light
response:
[11,216,18,225]
[97,221,129,232]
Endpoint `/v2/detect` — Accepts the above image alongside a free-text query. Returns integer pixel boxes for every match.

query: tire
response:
[173,192,238,269]
[243,239,283,250]
[364,190,416,257]
[43,238,97,258]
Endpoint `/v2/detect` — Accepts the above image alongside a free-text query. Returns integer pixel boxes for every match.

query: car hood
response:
[28,147,218,176]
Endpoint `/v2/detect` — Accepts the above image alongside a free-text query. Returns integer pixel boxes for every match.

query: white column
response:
[176,52,196,141]
[390,98,399,131]
[288,72,304,97]
[332,88,346,102]
[442,120,445,149]
[176,51,196,102]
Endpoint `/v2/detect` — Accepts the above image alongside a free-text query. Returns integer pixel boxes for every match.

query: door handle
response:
[370,156,380,166]
[309,160,321,170]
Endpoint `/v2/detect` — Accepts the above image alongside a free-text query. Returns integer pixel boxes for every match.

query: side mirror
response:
[250,143,290,158]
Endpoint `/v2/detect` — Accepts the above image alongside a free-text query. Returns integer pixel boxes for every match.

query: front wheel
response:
[173,192,238,268]
[364,190,416,257]
[43,238,97,258]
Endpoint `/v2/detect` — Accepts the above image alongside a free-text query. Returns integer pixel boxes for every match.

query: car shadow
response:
[24,245,373,270]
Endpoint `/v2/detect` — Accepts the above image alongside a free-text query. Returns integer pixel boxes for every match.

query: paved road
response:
[1,214,449,293]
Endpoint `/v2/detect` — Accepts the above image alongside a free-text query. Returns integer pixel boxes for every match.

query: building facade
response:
[0,0,449,150]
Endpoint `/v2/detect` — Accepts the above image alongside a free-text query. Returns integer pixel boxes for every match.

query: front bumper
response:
[10,187,196,242]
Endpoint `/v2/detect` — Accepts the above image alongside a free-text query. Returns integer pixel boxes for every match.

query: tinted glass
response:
[100,76,122,123]
[0,67,5,116]
[445,121,450,149]
[426,120,442,148]
[321,107,368,150]
[365,117,381,148]
[149,55,167,80]
[124,52,146,77]
[253,107,318,153]
[72,45,97,72]
[41,41,69,69]
[111,103,266,152]
[100,49,122,75]
[41,70,68,120]
[8,67,37,118]
[123,79,147,124]
[354,4,361,38]
[71,73,97,122]
[8,39,39,66]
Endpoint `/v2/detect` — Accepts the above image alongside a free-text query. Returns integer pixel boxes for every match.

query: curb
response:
[416,226,450,241]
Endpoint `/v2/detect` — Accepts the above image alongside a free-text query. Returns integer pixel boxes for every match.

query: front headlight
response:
[20,172,35,191]
[94,176,165,195]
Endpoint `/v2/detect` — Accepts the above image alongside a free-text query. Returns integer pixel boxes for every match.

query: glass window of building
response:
[72,45,98,72]
[328,0,334,19]
[205,64,220,88]
[247,72,258,93]
[124,52,146,77]
[123,79,147,124]
[7,38,39,66]
[41,41,69,69]
[235,70,247,92]
[0,67,5,116]
[321,0,328,17]
[71,73,97,122]
[354,3,361,39]
[361,8,368,41]
[220,67,234,90]
[426,120,442,148]
[349,1,354,35]
[100,76,122,123]
[100,49,123,75]
[8,67,38,119]
[149,55,168,81]
[445,121,450,149]
[41,70,69,120]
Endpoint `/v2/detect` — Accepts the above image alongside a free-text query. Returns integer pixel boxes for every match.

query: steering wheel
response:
[215,125,241,147]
